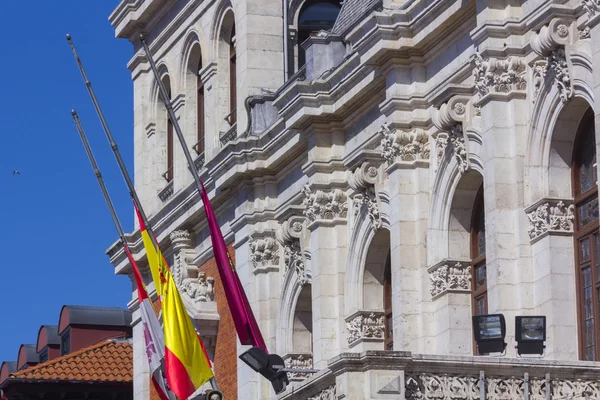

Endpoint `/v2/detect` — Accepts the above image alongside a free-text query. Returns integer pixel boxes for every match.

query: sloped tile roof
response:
[10,340,132,383]
[332,0,382,36]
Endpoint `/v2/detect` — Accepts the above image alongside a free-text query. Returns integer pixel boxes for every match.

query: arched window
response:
[228,25,237,126]
[471,185,487,317]
[573,109,599,361]
[196,50,205,155]
[161,76,174,183]
[297,0,341,69]
[383,251,393,350]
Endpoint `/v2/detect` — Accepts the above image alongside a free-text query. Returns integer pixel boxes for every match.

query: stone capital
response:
[471,53,527,103]
[427,259,471,300]
[302,185,348,224]
[349,162,382,229]
[249,231,280,275]
[525,197,575,244]
[379,123,430,166]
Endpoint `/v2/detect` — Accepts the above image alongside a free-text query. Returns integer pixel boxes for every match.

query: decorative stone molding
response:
[431,96,471,174]
[345,311,385,347]
[525,198,575,243]
[427,260,471,300]
[249,233,280,274]
[580,26,591,40]
[531,19,574,103]
[471,53,527,98]
[349,162,381,228]
[307,385,336,400]
[277,216,309,285]
[158,181,174,203]
[170,230,215,303]
[379,123,429,165]
[405,373,600,400]
[302,185,348,222]
[283,353,313,381]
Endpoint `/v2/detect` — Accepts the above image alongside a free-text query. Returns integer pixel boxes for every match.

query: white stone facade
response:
[106,0,600,398]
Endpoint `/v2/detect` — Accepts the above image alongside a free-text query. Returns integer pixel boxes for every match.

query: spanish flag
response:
[135,203,214,399]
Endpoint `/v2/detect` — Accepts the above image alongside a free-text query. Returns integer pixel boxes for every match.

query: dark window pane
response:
[579,128,597,193]
[386,315,393,338]
[579,197,599,228]
[299,3,340,27]
[586,319,595,354]
[585,286,594,319]
[477,230,486,256]
[586,345,596,361]
[582,237,592,263]
[475,264,486,288]
[475,296,486,315]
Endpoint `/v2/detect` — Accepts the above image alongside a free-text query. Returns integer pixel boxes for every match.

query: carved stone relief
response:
[170,230,215,303]
[583,0,600,17]
[428,260,471,299]
[531,19,574,103]
[345,311,385,346]
[525,199,575,243]
[249,233,280,274]
[277,216,309,285]
[431,96,471,174]
[302,185,348,222]
[283,353,313,381]
[471,53,527,99]
[349,161,381,228]
[380,123,429,165]
[307,385,336,400]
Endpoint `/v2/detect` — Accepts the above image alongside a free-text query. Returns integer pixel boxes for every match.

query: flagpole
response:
[67,35,223,399]
[66,34,161,255]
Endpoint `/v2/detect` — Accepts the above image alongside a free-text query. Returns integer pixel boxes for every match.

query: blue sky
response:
[0,2,133,362]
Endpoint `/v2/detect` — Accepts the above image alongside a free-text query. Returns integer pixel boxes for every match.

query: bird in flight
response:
[12,170,20,175]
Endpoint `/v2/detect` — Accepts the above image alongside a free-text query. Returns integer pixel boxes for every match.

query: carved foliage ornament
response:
[346,311,385,345]
[380,123,430,165]
[530,19,573,103]
[349,162,381,228]
[471,53,527,98]
[526,200,574,242]
[431,97,471,174]
[283,353,313,381]
[170,230,215,303]
[302,185,348,222]
[249,235,280,272]
[307,385,336,400]
[428,261,471,299]
[278,217,309,285]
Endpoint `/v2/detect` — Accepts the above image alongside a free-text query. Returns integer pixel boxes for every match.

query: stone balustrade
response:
[282,353,314,382]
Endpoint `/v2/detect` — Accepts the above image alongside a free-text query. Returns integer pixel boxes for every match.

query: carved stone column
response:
[302,184,348,368]
[427,260,472,355]
[471,50,530,357]
[379,122,431,352]
[525,198,577,359]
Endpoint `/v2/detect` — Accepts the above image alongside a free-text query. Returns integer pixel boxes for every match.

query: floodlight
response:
[472,314,507,355]
[239,347,289,394]
[515,316,546,356]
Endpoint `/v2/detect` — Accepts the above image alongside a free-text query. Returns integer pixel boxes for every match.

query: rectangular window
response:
[61,329,71,356]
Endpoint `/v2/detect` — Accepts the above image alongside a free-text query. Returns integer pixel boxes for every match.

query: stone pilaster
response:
[303,184,348,368]
[525,198,577,359]
[383,126,430,352]
[427,259,472,355]
[585,3,600,184]
[473,52,530,357]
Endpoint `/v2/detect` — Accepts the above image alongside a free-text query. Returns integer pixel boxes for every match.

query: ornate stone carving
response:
[345,311,385,346]
[472,53,527,98]
[380,123,429,164]
[170,230,215,303]
[277,216,309,285]
[583,0,600,17]
[283,353,313,381]
[158,181,174,203]
[431,96,471,173]
[580,26,591,40]
[550,378,600,398]
[349,162,381,228]
[307,385,336,400]
[249,234,279,273]
[548,48,573,103]
[531,19,573,103]
[405,374,480,400]
[302,185,348,222]
[526,199,575,242]
[428,260,471,299]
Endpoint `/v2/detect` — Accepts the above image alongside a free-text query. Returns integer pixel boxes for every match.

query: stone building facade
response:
[107,0,600,398]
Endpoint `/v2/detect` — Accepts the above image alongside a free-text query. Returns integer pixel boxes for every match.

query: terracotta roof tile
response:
[10,340,132,383]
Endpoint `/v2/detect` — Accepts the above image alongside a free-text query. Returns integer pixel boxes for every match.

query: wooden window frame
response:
[573,109,599,361]
[383,251,393,350]
[470,184,488,316]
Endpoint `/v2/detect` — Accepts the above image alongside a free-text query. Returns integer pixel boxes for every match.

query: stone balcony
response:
[282,353,313,383]
[278,351,600,400]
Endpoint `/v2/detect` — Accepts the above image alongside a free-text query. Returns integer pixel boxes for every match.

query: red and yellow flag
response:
[135,203,214,399]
